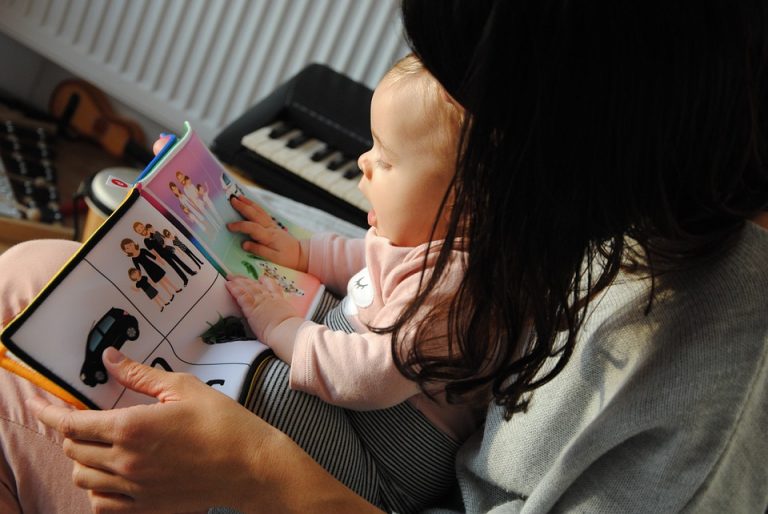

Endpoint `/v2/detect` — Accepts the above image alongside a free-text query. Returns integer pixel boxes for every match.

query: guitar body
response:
[49,79,149,162]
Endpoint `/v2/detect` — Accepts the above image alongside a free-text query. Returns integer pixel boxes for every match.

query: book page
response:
[1,191,268,409]
[138,124,324,318]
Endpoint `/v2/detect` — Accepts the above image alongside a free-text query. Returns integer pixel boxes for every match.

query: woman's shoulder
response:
[460,232,768,511]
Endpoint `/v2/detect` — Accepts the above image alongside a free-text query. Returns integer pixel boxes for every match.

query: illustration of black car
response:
[80,308,140,387]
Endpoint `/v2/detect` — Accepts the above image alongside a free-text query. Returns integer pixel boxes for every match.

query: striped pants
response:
[215,291,459,513]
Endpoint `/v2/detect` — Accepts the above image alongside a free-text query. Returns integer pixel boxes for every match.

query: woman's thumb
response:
[102,347,174,399]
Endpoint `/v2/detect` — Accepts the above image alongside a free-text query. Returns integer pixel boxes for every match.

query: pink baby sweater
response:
[290,228,483,442]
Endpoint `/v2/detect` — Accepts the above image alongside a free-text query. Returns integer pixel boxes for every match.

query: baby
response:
[227,54,478,513]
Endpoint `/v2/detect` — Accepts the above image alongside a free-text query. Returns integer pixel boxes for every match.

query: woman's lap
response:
[0,239,92,512]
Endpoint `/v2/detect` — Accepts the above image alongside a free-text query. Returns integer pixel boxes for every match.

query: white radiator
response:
[0,0,410,143]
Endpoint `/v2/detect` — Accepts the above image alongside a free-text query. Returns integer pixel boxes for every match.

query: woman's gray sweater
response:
[435,222,768,513]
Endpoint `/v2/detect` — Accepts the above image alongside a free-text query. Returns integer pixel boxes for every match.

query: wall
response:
[0,0,409,145]
[0,30,165,141]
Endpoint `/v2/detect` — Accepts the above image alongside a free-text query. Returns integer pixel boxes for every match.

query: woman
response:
[1,0,766,512]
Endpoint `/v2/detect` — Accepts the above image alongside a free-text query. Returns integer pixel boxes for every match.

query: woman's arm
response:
[31,347,383,514]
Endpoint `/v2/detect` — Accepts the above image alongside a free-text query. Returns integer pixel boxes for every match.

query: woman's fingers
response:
[87,491,135,514]
[63,437,115,474]
[71,460,130,495]
[29,396,116,444]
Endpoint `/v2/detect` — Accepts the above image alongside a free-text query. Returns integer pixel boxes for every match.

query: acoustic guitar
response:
[49,79,153,165]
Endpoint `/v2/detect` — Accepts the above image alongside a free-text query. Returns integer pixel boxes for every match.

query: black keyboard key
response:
[286,133,310,148]
[327,155,349,171]
[268,123,293,139]
[310,145,335,162]
[343,166,362,180]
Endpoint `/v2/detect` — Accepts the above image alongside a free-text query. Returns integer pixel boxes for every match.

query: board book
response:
[0,122,325,410]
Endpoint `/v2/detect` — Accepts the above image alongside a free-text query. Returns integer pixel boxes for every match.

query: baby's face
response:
[356,73,456,247]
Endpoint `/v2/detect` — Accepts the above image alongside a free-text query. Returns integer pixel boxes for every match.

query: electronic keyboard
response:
[211,63,373,228]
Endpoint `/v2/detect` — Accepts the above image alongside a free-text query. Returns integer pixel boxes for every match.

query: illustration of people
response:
[169,181,215,236]
[162,228,204,269]
[195,182,226,226]
[120,238,180,298]
[128,268,170,312]
[132,221,196,287]
[175,171,221,229]
[181,204,215,237]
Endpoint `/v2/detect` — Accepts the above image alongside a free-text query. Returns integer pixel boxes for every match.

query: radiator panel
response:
[0,0,409,143]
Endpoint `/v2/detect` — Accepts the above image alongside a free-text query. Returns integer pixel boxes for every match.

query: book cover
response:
[135,123,320,316]
[0,122,323,410]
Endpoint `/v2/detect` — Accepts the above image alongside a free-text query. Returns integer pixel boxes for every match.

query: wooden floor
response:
[0,137,126,253]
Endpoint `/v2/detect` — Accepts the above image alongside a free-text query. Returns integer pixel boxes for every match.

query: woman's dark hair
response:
[391,0,768,418]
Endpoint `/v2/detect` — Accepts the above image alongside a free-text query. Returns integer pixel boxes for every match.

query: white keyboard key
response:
[241,122,371,215]
[315,163,348,189]
[252,129,303,159]
[240,123,281,152]
[345,189,371,212]
[274,139,326,177]
[332,162,362,194]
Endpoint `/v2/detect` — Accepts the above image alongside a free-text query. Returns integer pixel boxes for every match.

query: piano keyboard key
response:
[268,123,293,139]
[241,126,371,213]
[327,154,350,171]
[311,145,334,162]
[343,166,362,180]
[286,133,310,148]
[271,139,326,174]
[240,125,277,153]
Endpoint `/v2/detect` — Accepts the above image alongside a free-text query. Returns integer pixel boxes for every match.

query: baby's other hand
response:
[225,275,299,345]
[152,134,173,155]
[227,195,307,271]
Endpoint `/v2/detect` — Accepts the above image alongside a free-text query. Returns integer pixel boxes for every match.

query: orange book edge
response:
[0,342,87,409]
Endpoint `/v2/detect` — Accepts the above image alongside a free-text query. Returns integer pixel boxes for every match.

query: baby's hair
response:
[128,267,140,279]
[385,53,463,159]
[146,224,154,231]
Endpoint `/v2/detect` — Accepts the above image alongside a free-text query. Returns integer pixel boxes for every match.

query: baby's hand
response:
[227,196,308,272]
[152,134,173,155]
[225,275,300,346]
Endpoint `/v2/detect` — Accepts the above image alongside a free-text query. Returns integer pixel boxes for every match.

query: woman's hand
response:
[226,275,303,361]
[30,347,380,514]
[227,195,309,272]
[29,348,277,513]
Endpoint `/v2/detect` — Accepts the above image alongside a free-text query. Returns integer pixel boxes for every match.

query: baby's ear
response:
[438,85,463,111]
